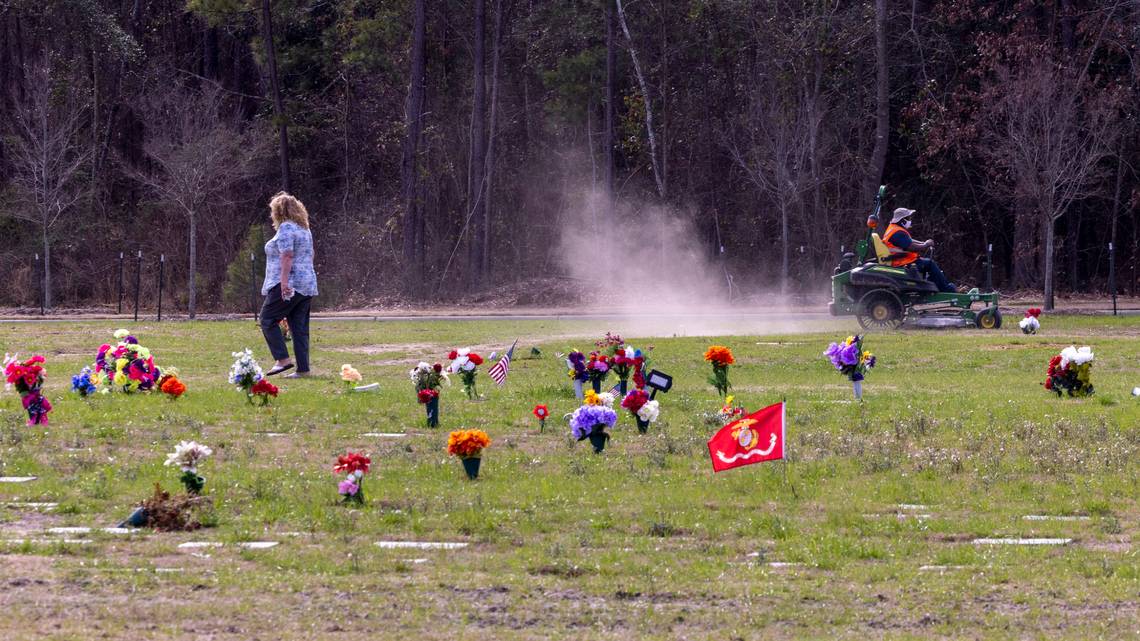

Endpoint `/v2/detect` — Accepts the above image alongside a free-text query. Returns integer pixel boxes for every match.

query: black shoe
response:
[265,363,294,377]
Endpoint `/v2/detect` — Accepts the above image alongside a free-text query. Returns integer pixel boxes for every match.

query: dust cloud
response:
[553,185,838,338]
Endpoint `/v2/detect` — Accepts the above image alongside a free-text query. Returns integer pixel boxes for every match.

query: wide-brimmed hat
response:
[891,207,916,224]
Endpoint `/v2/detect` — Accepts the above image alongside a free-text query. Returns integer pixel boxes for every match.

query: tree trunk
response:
[1043,215,1056,310]
[41,220,51,310]
[868,0,889,198]
[482,0,503,277]
[779,199,789,294]
[188,214,197,319]
[603,0,616,211]
[401,0,427,286]
[468,0,487,286]
[615,0,665,200]
[260,0,291,192]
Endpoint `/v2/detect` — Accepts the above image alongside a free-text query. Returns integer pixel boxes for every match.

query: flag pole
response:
[780,396,798,499]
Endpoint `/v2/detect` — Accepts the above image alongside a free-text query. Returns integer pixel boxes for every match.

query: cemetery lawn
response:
[0,316,1137,640]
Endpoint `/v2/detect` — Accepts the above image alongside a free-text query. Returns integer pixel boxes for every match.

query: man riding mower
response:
[829,186,1001,330]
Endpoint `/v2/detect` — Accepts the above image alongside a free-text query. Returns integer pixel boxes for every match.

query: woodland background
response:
[1,0,1138,314]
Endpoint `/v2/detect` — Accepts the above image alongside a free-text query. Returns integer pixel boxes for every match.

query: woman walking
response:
[260,192,318,377]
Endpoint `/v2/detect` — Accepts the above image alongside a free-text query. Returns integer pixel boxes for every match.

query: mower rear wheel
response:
[975,306,1002,330]
[857,291,905,330]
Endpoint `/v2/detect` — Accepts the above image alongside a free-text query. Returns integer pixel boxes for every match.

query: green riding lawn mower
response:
[828,186,1002,331]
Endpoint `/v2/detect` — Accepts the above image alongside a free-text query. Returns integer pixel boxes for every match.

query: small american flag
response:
[488,340,517,386]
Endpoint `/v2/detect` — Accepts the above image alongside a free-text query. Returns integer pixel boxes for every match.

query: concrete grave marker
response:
[375,541,468,550]
[972,537,1072,546]
[0,477,37,483]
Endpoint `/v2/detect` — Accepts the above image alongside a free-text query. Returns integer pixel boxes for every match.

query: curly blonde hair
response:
[268,192,311,230]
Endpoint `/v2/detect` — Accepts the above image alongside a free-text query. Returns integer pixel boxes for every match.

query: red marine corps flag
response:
[707,401,785,472]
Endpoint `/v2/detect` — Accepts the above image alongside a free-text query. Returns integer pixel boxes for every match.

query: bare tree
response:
[3,65,91,310]
[615,0,665,200]
[867,0,889,204]
[259,0,291,191]
[728,77,812,295]
[401,0,428,289]
[125,82,266,318]
[981,64,1120,309]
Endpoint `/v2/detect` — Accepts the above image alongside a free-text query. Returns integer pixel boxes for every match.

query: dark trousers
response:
[915,257,955,293]
[260,284,312,372]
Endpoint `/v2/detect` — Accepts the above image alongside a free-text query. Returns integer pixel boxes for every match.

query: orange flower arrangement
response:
[447,429,491,458]
[703,345,735,367]
[704,345,735,398]
[158,374,186,399]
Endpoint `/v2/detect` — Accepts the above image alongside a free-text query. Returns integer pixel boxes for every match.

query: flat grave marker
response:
[375,541,468,550]
[972,537,1072,546]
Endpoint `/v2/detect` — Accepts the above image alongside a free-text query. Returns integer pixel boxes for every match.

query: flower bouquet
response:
[620,389,659,434]
[229,349,264,404]
[611,345,648,396]
[1044,346,1094,397]
[567,392,615,451]
[1020,308,1042,334]
[447,429,491,479]
[533,404,549,432]
[333,452,371,504]
[5,355,51,425]
[410,361,448,427]
[159,373,186,400]
[565,350,589,400]
[251,379,278,406]
[340,364,362,389]
[95,329,162,393]
[586,352,610,393]
[71,366,102,397]
[717,395,745,425]
[824,335,875,400]
[164,440,212,494]
[447,348,484,399]
[704,345,735,398]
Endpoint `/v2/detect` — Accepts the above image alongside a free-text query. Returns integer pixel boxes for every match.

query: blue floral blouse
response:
[262,221,318,297]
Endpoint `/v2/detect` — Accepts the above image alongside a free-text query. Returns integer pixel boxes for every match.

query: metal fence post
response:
[985,243,993,291]
[117,252,124,314]
[1109,242,1117,316]
[250,253,258,320]
[35,253,43,315]
[133,250,142,323]
[157,254,165,321]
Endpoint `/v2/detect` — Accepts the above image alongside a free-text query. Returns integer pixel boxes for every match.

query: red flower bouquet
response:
[333,451,370,504]
[251,379,279,406]
[5,355,50,425]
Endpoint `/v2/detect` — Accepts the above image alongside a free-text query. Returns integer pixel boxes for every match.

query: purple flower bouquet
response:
[570,404,618,452]
[824,335,875,399]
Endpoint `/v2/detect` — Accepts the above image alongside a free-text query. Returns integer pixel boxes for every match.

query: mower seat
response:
[869,233,893,264]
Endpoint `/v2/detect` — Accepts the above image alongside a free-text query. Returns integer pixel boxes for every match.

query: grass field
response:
[0,316,1136,640]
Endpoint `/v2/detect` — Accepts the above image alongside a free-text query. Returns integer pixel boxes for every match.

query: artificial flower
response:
[333,452,371,475]
[341,364,363,386]
[159,374,186,399]
[569,404,618,440]
[164,441,212,473]
[447,429,491,458]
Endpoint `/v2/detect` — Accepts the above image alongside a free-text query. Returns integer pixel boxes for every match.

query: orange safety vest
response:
[883,223,919,267]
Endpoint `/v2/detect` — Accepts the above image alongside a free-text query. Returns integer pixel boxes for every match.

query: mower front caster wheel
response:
[975,306,1002,330]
